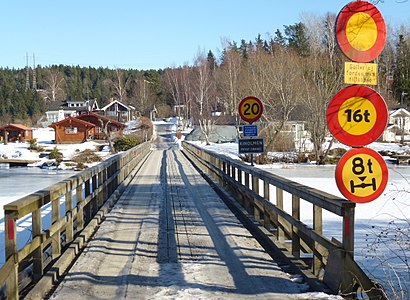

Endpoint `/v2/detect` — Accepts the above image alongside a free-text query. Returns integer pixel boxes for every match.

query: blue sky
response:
[1,0,409,70]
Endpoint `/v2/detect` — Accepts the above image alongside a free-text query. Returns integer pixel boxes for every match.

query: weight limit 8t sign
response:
[326,85,388,147]
[336,147,388,203]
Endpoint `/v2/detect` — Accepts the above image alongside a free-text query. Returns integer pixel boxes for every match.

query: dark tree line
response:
[0,66,166,126]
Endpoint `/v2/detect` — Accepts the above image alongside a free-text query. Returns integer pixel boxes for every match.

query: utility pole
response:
[25,53,30,91]
[32,53,37,90]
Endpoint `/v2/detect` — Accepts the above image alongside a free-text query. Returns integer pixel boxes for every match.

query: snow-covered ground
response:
[0,121,408,298]
[0,127,113,168]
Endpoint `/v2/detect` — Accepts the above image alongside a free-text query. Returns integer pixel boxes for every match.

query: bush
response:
[28,138,37,150]
[75,162,87,170]
[48,146,63,164]
[48,146,63,160]
[72,149,102,164]
[28,138,45,152]
[114,136,140,151]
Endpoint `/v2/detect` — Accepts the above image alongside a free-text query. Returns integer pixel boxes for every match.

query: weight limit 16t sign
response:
[326,85,388,147]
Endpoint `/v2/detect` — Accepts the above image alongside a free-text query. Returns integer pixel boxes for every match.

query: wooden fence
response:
[182,141,387,300]
[0,142,151,299]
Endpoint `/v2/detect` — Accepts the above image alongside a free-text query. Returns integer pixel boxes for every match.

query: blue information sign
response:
[243,125,258,137]
[238,138,264,154]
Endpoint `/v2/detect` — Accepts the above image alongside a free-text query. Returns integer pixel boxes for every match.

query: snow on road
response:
[50,123,342,299]
[51,148,341,299]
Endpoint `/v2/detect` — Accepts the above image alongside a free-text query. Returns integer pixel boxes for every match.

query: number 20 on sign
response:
[238,96,263,124]
[335,148,388,203]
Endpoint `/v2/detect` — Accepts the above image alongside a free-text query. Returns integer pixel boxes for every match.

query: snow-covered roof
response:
[0,123,33,131]
[100,100,133,111]
[390,107,410,118]
[48,116,96,128]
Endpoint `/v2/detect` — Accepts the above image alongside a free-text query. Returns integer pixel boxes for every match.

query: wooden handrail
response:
[182,141,387,300]
[0,142,151,299]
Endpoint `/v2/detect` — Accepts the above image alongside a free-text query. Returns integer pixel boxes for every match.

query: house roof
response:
[390,107,410,118]
[76,111,126,128]
[100,99,133,111]
[48,116,96,128]
[47,99,99,112]
[0,123,33,131]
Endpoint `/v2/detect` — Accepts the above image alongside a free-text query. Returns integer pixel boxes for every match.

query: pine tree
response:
[394,34,410,105]
[284,22,310,56]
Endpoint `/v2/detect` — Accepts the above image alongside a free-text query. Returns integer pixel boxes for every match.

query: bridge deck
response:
[51,150,321,299]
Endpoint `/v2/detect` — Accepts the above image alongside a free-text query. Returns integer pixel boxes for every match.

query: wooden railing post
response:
[231,165,236,181]
[263,181,271,229]
[252,175,260,220]
[76,177,84,231]
[313,204,323,275]
[276,187,284,241]
[91,172,98,216]
[98,171,104,208]
[226,162,231,177]
[244,172,250,189]
[51,193,61,259]
[292,195,301,258]
[5,210,18,299]
[65,180,74,244]
[84,177,91,223]
[32,208,44,280]
[341,207,355,296]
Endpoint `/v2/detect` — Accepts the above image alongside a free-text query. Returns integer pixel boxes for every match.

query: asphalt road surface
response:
[50,124,337,299]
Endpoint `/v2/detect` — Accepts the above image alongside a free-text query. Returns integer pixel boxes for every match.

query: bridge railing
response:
[0,142,151,299]
[182,141,387,299]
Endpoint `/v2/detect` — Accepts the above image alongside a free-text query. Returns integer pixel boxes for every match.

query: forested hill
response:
[0,66,165,126]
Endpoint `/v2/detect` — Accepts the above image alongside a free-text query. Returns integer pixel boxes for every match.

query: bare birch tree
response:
[192,51,213,118]
[218,39,244,119]
[43,69,66,102]
[112,68,130,103]
[301,14,343,164]
[247,48,303,154]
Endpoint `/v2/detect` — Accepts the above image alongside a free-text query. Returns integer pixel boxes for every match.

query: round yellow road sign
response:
[238,96,263,124]
[336,1,386,62]
[335,148,388,203]
[326,85,388,147]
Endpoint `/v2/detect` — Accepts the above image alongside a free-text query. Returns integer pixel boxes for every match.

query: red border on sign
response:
[335,147,388,203]
[336,1,386,62]
[326,85,388,147]
[238,96,264,124]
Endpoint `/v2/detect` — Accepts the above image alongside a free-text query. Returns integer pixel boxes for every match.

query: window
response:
[65,127,78,134]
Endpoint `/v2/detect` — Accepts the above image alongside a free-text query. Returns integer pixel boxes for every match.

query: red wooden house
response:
[0,124,33,143]
[76,112,126,140]
[49,117,95,144]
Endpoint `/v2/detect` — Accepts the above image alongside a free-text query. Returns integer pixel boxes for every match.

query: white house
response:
[99,100,135,122]
[383,107,410,142]
[41,99,99,127]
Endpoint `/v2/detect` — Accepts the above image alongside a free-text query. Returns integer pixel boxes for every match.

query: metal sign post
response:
[238,96,264,166]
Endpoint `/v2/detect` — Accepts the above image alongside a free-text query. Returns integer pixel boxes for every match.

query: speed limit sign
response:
[238,96,263,124]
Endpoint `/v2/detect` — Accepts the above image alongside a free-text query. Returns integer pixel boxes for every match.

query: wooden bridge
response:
[0,124,387,299]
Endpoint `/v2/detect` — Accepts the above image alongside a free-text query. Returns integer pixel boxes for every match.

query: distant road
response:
[151,122,179,150]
